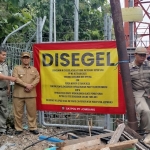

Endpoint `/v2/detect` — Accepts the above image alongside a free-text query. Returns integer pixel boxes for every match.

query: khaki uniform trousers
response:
[0,90,8,132]
[135,95,150,131]
[13,97,37,131]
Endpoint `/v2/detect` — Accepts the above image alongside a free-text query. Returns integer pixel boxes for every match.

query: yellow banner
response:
[40,49,118,107]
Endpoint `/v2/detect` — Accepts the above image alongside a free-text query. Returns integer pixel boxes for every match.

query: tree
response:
[0,0,110,43]
[55,0,108,41]
[0,0,33,43]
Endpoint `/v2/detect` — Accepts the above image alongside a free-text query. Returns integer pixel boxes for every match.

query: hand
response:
[25,84,33,91]
[148,95,150,98]
[24,88,31,93]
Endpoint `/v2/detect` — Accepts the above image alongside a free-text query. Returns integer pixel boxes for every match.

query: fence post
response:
[107,15,112,40]
[49,0,53,42]
[104,14,108,40]
[74,0,79,41]
[36,17,46,125]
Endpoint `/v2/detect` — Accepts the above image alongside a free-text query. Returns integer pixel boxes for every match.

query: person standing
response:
[0,47,16,134]
[12,52,40,135]
[129,47,150,144]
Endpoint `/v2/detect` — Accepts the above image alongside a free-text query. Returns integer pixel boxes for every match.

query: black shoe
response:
[15,131,23,135]
[30,130,39,135]
[0,132,6,135]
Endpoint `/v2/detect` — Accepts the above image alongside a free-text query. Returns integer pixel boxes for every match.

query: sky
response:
[120,0,124,8]
[107,0,124,7]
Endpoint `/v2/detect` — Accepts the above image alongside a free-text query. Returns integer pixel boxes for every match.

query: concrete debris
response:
[0,121,149,150]
[0,142,15,150]
[56,123,149,150]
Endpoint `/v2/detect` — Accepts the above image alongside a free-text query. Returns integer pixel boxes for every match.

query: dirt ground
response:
[0,102,67,150]
[0,102,106,150]
[0,126,67,150]
[0,102,78,150]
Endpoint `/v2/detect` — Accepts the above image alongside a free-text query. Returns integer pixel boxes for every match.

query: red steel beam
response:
[124,0,150,48]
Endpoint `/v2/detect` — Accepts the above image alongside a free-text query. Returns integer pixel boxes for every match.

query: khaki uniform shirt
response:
[129,61,150,97]
[0,63,9,88]
[12,65,40,98]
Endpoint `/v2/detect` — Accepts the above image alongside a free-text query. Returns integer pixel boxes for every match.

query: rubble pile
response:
[0,121,149,150]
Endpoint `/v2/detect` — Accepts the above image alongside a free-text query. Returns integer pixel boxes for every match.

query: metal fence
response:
[3,43,33,106]
[2,1,126,131]
[2,42,125,131]
[3,0,150,132]
[4,43,141,131]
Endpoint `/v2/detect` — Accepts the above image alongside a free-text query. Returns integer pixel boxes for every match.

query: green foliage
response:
[0,0,34,43]
[0,0,110,43]
[54,0,108,41]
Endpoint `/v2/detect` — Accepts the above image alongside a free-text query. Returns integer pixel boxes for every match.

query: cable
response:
[23,129,74,150]
[23,129,108,150]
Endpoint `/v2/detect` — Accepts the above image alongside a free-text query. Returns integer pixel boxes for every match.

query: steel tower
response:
[124,0,150,50]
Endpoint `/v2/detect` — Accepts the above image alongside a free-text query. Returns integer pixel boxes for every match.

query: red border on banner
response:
[33,41,126,114]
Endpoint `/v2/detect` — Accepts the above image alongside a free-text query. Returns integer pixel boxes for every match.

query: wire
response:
[23,128,109,150]
[23,129,75,150]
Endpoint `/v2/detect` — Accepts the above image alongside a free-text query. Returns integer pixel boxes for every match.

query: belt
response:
[0,87,7,91]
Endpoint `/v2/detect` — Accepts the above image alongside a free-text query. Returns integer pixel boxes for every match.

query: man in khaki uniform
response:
[12,52,40,135]
[0,47,16,135]
[129,47,150,144]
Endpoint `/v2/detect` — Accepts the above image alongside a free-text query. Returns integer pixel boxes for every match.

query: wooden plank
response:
[79,142,106,150]
[101,148,110,150]
[116,119,142,140]
[59,138,101,150]
[80,139,137,150]
[57,132,113,150]
[57,132,113,146]
[109,123,125,144]
[80,144,134,150]
[79,144,103,150]
[124,125,142,140]
[101,139,138,150]
[122,131,148,150]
